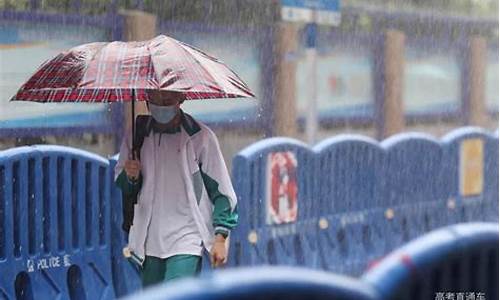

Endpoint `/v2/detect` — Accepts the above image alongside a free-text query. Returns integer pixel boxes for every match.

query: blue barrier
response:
[381,133,447,207]
[0,145,114,299]
[442,127,499,223]
[123,223,497,300]
[363,222,499,300]
[108,156,142,297]
[0,127,497,298]
[314,135,383,214]
[375,133,451,263]
[124,267,378,300]
[383,133,449,242]
[231,127,498,275]
[313,135,384,275]
[231,138,319,269]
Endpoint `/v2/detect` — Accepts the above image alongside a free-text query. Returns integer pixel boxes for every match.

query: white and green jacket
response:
[114,111,238,262]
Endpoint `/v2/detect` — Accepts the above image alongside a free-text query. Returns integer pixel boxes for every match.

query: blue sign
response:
[282,0,340,11]
[281,0,341,25]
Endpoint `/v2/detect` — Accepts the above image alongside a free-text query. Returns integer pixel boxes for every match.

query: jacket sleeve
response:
[114,131,143,195]
[199,128,238,238]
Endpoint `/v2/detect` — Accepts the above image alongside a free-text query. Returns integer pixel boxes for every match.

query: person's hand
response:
[210,234,227,268]
[124,159,141,180]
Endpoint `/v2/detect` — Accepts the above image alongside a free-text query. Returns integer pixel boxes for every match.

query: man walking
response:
[115,91,238,287]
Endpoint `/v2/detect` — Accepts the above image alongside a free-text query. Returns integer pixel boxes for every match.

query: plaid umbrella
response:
[11,35,255,157]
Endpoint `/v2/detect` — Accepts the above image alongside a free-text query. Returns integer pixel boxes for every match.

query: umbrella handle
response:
[131,89,136,161]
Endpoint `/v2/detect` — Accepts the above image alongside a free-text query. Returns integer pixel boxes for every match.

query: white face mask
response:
[148,103,178,124]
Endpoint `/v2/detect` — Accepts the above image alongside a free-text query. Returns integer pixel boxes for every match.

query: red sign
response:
[266,152,298,225]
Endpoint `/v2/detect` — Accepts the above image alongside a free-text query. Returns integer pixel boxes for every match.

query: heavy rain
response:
[0,1,498,300]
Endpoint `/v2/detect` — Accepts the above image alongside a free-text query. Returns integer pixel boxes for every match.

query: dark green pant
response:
[141,254,202,287]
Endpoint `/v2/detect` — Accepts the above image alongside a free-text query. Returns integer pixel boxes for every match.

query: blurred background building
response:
[0,0,498,168]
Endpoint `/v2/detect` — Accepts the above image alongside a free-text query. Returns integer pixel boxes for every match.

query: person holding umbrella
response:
[11,35,254,287]
[114,89,238,286]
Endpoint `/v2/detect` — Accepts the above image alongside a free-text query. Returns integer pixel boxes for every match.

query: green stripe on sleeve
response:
[213,198,238,231]
[200,168,238,231]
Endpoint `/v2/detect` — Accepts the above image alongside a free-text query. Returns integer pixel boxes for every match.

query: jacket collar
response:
[180,110,201,137]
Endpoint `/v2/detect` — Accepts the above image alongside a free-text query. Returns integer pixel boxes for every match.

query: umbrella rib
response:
[110,41,129,101]
[146,40,161,93]
[89,43,109,103]
[174,40,224,98]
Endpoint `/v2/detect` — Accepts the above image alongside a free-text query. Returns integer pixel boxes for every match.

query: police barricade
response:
[362,222,498,300]
[230,128,498,276]
[380,133,451,245]
[313,135,385,275]
[442,127,499,223]
[108,156,142,297]
[0,146,115,299]
[124,266,379,300]
[231,138,319,269]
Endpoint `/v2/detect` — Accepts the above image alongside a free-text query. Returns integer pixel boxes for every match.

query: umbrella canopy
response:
[11,35,254,103]
[10,35,254,160]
